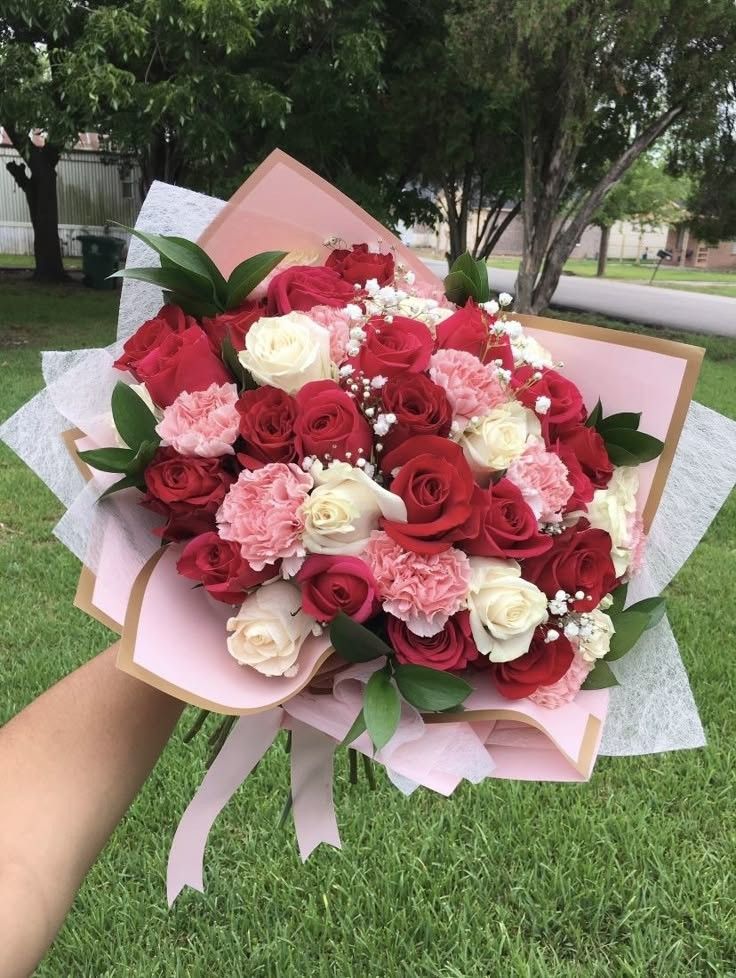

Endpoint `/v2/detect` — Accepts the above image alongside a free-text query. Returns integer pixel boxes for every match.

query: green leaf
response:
[126,439,158,474]
[226,251,287,308]
[110,382,160,450]
[162,291,221,318]
[116,224,226,306]
[108,266,215,302]
[221,334,255,391]
[77,446,135,473]
[626,595,667,630]
[597,411,641,432]
[100,472,145,498]
[585,399,603,428]
[603,428,664,465]
[340,709,367,747]
[444,269,477,306]
[394,665,472,712]
[608,582,628,616]
[581,660,620,690]
[364,671,401,751]
[606,610,651,660]
[329,612,393,663]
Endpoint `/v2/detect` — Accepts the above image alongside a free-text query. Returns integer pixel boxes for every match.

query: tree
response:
[677,88,736,244]
[592,156,688,276]
[451,0,736,313]
[0,1,290,281]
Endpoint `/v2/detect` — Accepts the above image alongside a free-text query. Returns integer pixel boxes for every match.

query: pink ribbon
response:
[289,719,342,860]
[167,710,282,906]
[167,710,343,905]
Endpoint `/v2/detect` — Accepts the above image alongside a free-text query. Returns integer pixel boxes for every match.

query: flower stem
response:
[182,707,210,744]
[348,748,358,785]
[362,753,377,790]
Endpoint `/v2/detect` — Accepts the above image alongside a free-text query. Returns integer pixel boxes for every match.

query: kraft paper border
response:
[518,313,703,531]
[115,547,335,715]
[425,706,602,778]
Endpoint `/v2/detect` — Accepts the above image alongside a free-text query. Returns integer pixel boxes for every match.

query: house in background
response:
[0,128,142,256]
[665,224,736,269]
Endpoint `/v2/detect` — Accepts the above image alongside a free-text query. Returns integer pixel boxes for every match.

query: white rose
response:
[587,467,639,576]
[238,312,333,394]
[302,461,407,555]
[226,580,318,677]
[467,557,548,661]
[458,401,541,484]
[578,608,615,662]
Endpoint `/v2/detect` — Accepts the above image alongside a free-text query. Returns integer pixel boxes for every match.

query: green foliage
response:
[393,666,471,712]
[329,612,393,664]
[363,669,401,751]
[593,156,690,231]
[587,402,664,465]
[444,252,491,305]
[581,659,619,690]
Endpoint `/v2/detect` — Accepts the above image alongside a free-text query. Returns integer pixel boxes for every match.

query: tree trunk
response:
[596,225,610,277]
[6,142,66,283]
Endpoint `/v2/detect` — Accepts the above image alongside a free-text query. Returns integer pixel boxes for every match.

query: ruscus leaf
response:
[363,671,401,751]
[111,382,160,450]
[394,665,472,712]
[226,251,287,308]
[581,660,619,690]
[77,446,135,473]
[329,612,393,663]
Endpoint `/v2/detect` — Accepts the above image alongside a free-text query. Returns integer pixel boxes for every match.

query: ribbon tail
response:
[290,719,341,861]
[167,710,282,906]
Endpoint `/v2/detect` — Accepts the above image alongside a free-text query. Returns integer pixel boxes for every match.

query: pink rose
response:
[156,382,240,457]
[296,555,380,623]
[387,611,479,671]
[505,442,574,524]
[429,348,506,422]
[217,463,313,571]
[364,531,471,637]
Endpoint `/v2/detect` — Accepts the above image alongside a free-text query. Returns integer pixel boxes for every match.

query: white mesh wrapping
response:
[1,180,734,758]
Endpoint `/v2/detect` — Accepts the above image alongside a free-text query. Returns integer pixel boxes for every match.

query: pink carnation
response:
[624,514,647,580]
[529,652,593,709]
[505,442,574,524]
[363,531,471,637]
[429,349,506,422]
[217,463,313,571]
[307,304,353,362]
[156,382,240,458]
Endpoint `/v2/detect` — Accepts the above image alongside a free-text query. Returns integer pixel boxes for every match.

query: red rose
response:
[458,479,553,560]
[555,425,613,489]
[135,325,232,408]
[325,243,395,287]
[553,441,595,511]
[177,532,277,604]
[387,611,479,671]
[295,380,372,463]
[380,373,452,453]
[522,520,617,612]
[201,299,265,353]
[141,447,235,541]
[381,436,476,554]
[491,629,574,699]
[435,299,513,369]
[113,304,194,378]
[266,265,356,314]
[353,315,434,378]
[236,386,299,468]
[512,365,585,433]
[296,555,380,623]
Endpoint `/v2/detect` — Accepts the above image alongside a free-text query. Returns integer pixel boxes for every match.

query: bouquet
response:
[3,151,735,905]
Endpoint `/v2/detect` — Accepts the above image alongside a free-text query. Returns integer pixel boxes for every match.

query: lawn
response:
[1,283,735,977]
[0,253,83,270]
[488,255,736,285]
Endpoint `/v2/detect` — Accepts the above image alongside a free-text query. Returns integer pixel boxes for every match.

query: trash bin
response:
[76,234,126,289]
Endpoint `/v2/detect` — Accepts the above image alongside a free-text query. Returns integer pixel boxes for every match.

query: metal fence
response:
[0,146,141,256]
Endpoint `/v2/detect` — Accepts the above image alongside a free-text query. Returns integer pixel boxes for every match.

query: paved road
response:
[423,259,736,338]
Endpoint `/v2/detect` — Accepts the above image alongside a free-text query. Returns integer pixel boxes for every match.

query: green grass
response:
[488,256,736,284]
[0,252,83,270]
[1,284,735,977]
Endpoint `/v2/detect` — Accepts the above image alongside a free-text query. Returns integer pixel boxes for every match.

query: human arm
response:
[0,644,184,978]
